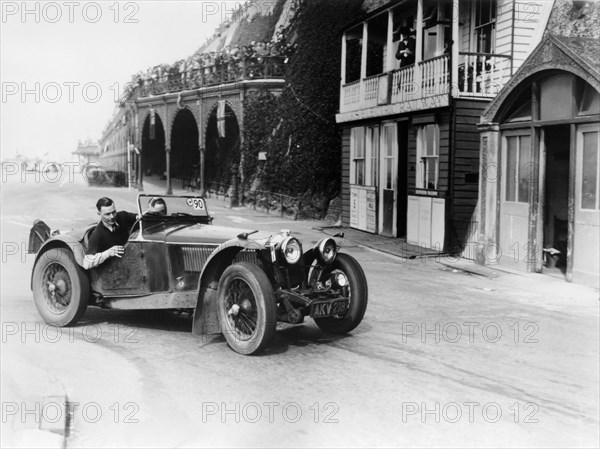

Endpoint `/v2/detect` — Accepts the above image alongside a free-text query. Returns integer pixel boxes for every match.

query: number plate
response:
[310,298,349,318]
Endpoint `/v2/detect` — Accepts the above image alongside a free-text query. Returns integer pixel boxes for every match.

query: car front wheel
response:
[312,253,368,334]
[217,262,277,355]
[32,247,90,326]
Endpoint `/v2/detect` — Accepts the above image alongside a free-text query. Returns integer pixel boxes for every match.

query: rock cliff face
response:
[196,0,301,53]
[195,0,390,54]
[546,0,600,38]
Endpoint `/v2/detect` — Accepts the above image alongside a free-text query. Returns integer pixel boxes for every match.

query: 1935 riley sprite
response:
[29,195,368,354]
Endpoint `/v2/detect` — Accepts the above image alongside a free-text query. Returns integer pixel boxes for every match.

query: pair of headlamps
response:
[277,237,338,265]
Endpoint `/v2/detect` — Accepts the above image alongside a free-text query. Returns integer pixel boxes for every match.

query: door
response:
[396,121,409,238]
[379,123,398,237]
[573,124,600,286]
[499,130,533,270]
[91,241,150,295]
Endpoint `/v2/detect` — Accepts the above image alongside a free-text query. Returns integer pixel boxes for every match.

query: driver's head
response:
[96,197,117,226]
[148,197,167,215]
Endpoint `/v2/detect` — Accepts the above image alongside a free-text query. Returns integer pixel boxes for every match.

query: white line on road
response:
[4,220,31,228]
[226,216,253,223]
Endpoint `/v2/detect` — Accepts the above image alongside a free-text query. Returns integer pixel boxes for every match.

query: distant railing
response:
[458,52,511,98]
[391,64,416,103]
[420,55,449,96]
[135,56,286,98]
[341,79,360,108]
[363,74,380,107]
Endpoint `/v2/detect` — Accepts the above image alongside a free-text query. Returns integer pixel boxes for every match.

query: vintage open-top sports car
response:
[29,194,368,354]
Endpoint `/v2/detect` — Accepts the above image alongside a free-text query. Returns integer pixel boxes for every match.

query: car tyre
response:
[217,262,277,355]
[32,247,89,326]
[313,253,368,334]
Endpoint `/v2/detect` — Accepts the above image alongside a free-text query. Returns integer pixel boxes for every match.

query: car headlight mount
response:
[280,236,302,265]
[316,238,337,264]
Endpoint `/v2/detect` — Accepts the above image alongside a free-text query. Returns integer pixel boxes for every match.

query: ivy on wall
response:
[241,0,364,206]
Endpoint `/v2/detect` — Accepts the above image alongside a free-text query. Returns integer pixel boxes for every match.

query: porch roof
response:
[481,33,600,123]
[552,35,600,75]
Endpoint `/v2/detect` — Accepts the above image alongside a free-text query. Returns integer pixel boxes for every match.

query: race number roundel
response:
[186,198,205,210]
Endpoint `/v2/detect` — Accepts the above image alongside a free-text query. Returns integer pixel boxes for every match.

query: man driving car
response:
[147,197,167,215]
[83,197,137,269]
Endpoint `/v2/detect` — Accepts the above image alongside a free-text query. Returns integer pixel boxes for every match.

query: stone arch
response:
[201,97,243,140]
[140,109,166,178]
[203,99,242,189]
[167,100,200,135]
[170,107,200,179]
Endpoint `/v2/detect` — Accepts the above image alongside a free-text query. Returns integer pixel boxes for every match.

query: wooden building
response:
[336,0,554,253]
[476,34,600,287]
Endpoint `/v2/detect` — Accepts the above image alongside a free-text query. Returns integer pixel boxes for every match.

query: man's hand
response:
[106,245,125,258]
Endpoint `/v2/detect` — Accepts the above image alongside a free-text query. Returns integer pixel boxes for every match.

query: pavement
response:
[1,351,69,448]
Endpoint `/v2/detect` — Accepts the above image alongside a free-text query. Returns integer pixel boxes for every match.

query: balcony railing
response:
[457,52,512,98]
[340,52,512,114]
[128,56,286,99]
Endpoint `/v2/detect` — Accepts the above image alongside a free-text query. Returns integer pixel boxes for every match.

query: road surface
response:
[1,173,598,448]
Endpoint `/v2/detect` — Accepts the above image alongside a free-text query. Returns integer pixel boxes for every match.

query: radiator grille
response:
[181,246,259,272]
[181,246,214,272]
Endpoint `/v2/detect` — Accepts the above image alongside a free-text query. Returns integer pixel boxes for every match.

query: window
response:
[505,135,532,203]
[382,124,396,190]
[581,130,599,210]
[350,127,365,185]
[474,0,497,53]
[417,124,439,190]
[366,126,379,186]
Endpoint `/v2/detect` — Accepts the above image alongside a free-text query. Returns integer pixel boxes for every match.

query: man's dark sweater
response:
[86,211,137,255]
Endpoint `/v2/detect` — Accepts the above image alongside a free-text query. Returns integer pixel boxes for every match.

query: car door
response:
[90,240,151,296]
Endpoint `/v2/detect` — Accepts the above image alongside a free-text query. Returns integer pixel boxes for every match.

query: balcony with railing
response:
[337,0,514,119]
[340,52,511,115]
[120,56,286,102]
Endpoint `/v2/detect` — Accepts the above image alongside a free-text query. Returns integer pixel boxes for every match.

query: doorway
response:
[542,125,570,278]
[379,123,398,236]
[396,121,409,238]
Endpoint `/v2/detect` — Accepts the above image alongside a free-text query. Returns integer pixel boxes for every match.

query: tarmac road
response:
[1,173,599,448]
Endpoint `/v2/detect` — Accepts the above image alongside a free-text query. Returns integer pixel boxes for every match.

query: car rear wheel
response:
[32,248,90,326]
[217,263,276,355]
[312,253,368,334]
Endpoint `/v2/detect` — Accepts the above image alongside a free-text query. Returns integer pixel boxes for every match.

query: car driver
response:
[83,197,137,269]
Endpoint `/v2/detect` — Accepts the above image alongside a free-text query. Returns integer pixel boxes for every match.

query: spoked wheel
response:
[32,248,90,326]
[312,253,368,334]
[217,263,276,355]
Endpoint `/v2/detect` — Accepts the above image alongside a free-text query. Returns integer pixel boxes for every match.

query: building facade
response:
[476,33,600,287]
[71,140,100,167]
[98,105,137,186]
[336,0,554,253]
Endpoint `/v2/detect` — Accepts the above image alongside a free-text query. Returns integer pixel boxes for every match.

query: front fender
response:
[192,238,266,336]
[31,235,86,289]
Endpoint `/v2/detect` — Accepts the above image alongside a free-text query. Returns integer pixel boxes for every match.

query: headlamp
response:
[280,236,302,264]
[317,238,337,264]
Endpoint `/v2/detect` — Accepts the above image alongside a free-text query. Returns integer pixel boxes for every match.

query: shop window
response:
[350,127,365,185]
[581,130,599,210]
[505,135,532,203]
[474,0,497,53]
[417,124,439,190]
